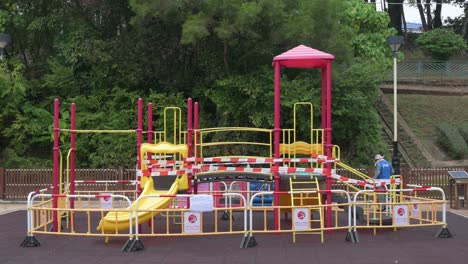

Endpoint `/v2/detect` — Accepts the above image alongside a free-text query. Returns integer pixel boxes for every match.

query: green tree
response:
[416,28,467,60]
[1,0,398,168]
[171,0,393,165]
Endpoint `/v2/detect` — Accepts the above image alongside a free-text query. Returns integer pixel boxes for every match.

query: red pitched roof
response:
[273,45,334,68]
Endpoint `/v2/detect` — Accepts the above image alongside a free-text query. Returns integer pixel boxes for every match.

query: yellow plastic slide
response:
[97,177,178,233]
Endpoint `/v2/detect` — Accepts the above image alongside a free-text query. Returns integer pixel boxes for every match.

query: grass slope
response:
[390,94,468,140]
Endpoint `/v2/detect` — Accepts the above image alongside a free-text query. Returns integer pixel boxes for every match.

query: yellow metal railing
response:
[195,127,273,158]
[163,107,184,145]
[336,162,375,185]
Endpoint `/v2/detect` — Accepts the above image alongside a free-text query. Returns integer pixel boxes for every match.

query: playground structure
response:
[20,45,452,251]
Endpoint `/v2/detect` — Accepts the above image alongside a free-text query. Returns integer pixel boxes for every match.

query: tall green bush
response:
[416,28,467,61]
[436,122,467,159]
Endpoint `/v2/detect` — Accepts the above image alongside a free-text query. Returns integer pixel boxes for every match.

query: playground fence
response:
[21,186,451,251]
[26,193,133,238]
[2,167,466,200]
[389,61,468,81]
[351,187,448,241]
[246,190,352,242]
[133,193,248,239]
[0,167,136,200]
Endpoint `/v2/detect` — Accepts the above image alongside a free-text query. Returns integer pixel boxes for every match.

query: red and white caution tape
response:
[184,156,339,164]
[186,164,334,175]
[331,174,401,189]
[74,180,138,184]
[148,163,177,169]
[144,160,184,165]
[150,169,190,177]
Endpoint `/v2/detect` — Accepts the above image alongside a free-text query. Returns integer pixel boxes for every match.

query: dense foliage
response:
[436,122,467,159]
[416,28,467,61]
[457,123,468,143]
[0,0,395,168]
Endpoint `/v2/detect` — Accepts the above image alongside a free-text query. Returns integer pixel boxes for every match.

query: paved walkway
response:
[0,202,26,216]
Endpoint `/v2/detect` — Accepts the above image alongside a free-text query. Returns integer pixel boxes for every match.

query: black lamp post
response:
[386,36,404,175]
[0,33,12,60]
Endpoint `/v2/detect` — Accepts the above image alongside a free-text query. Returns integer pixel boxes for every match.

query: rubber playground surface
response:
[2,210,468,264]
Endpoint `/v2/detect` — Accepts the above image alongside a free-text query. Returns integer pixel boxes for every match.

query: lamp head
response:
[386,36,404,52]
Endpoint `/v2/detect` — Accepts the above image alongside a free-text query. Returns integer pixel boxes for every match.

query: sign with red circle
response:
[297,211,306,220]
[393,205,409,226]
[184,212,201,234]
[293,208,309,230]
[397,207,405,216]
[411,199,421,218]
[188,214,197,223]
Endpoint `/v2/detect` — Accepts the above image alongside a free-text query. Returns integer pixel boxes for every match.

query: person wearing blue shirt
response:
[373,154,394,180]
[373,154,394,210]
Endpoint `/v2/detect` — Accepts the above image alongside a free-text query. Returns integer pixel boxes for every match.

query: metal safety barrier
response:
[131,193,248,250]
[243,190,353,247]
[21,193,133,248]
[351,187,452,242]
[20,186,452,251]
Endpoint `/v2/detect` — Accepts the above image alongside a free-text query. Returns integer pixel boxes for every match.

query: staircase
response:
[376,93,420,168]
[289,177,324,243]
[378,118,410,168]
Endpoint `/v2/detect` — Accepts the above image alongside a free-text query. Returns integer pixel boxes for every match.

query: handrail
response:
[336,162,375,185]
[197,127,273,133]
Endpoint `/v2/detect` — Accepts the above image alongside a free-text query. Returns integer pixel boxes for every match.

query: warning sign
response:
[293,208,310,231]
[100,193,113,209]
[184,212,201,234]
[411,199,421,218]
[393,205,409,226]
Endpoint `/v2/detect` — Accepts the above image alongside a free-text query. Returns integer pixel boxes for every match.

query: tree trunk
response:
[387,0,404,35]
[425,0,433,30]
[417,0,428,31]
[463,3,468,40]
[402,7,407,34]
[433,0,442,28]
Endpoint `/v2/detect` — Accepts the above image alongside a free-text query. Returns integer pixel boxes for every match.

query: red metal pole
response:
[187,99,193,194]
[53,99,60,232]
[137,98,143,196]
[326,61,333,231]
[273,61,281,230]
[187,98,193,157]
[321,67,327,144]
[193,102,199,194]
[70,103,76,210]
[147,103,153,160]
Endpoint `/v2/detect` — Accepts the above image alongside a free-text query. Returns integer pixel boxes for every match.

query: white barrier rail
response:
[242,190,353,246]
[25,193,133,238]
